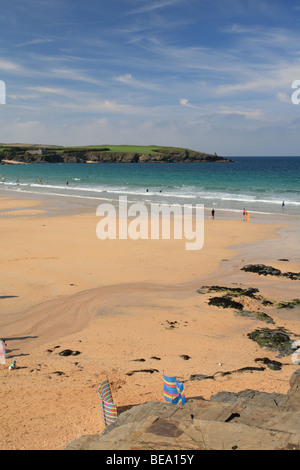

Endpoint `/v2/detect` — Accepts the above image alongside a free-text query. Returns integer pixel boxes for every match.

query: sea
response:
[0,156,299,217]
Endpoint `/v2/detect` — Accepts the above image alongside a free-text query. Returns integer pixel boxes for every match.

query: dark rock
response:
[241,264,300,280]
[208,296,244,310]
[190,366,265,382]
[190,374,209,381]
[241,264,281,276]
[47,345,60,353]
[58,349,81,357]
[255,357,283,371]
[126,369,159,376]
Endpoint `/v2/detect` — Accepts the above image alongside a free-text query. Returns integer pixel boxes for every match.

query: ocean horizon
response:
[0,156,299,217]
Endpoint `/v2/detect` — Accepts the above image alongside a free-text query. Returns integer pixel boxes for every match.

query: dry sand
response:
[0,194,299,450]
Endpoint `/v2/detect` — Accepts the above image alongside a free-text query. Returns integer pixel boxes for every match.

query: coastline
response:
[0,191,299,450]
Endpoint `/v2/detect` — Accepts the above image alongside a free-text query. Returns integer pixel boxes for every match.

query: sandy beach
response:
[0,192,299,450]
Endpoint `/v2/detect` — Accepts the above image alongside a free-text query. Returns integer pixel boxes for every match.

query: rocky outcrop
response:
[65,370,300,450]
[288,369,300,411]
[241,264,300,281]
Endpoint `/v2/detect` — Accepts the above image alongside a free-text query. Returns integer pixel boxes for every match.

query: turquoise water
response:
[0,157,299,216]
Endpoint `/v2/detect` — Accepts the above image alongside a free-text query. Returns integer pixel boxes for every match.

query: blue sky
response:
[1,0,300,155]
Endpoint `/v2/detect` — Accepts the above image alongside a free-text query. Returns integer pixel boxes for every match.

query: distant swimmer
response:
[146,188,149,192]
[66,181,69,185]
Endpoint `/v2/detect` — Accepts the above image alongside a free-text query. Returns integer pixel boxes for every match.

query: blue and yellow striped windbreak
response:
[163,373,186,404]
[98,380,118,426]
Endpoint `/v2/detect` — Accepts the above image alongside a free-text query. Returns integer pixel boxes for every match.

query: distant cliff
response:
[0,145,234,164]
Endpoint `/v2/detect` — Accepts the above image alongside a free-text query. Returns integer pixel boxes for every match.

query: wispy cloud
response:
[28,86,70,95]
[128,0,184,15]
[215,62,300,95]
[218,107,265,120]
[50,67,103,86]
[17,38,54,47]
[0,59,23,72]
[114,73,160,91]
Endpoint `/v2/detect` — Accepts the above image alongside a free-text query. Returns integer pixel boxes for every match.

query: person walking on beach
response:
[211,209,215,219]
[242,208,246,221]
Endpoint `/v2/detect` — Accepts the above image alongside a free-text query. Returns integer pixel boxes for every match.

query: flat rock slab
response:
[65,370,300,451]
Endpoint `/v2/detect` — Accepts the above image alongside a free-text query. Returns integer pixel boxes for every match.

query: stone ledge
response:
[65,370,300,450]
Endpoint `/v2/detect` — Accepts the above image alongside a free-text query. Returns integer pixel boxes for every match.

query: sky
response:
[1,0,300,155]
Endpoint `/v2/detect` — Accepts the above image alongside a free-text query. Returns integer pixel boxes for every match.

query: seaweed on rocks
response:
[236,310,274,324]
[275,299,300,309]
[198,286,260,299]
[247,328,294,357]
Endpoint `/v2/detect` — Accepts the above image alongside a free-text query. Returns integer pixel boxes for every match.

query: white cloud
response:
[218,108,265,121]
[180,98,203,110]
[0,59,22,72]
[114,73,159,91]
